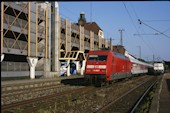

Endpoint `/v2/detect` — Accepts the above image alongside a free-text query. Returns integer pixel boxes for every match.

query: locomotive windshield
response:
[88,55,107,61]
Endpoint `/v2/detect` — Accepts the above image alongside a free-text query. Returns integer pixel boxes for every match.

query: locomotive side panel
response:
[105,52,113,80]
[110,52,132,80]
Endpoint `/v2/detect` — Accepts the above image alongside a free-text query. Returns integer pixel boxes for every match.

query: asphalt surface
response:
[159,73,170,113]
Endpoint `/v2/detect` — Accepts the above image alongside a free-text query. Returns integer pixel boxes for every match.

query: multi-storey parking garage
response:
[1,2,111,79]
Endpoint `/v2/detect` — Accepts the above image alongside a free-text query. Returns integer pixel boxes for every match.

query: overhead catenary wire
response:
[130,3,140,20]
[130,2,164,59]
[134,33,160,36]
[130,3,161,58]
[141,20,170,22]
[123,2,158,60]
[123,2,138,34]
[136,27,158,60]
[138,19,170,39]
[136,19,168,61]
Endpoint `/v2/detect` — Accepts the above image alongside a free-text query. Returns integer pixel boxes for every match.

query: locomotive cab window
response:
[88,55,107,61]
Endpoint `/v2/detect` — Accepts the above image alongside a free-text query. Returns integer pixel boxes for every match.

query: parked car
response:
[60,61,77,76]
[60,62,67,76]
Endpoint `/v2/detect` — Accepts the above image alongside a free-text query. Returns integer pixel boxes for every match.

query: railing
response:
[84,41,90,47]
[61,33,65,40]
[38,24,45,37]
[38,5,45,17]
[94,45,99,50]
[4,37,45,55]
[15,2,28,9]
[4,38,28,50]
[36,64,44,71]
[4,14,28,29]
[3,14,45,37]
[101,38,105,44]
[72,37,79,44]
[84,29,90,36]
[71,23,79,31]
[94,34,99,42]
[1,62,29,71]
[38,46,44,53]
[1,61,44,71]
[61,17,65,28]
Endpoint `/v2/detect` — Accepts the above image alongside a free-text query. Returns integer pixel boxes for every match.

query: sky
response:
[58,1,170,61]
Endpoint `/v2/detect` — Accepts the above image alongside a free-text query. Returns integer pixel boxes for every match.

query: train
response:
[153,62,165,75]
[84,50,153,86]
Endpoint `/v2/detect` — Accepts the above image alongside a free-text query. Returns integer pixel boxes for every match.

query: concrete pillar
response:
[80,60,86,75]
[27,57,38,79]
[30,2,36,57]
[65,19,71,52]
[67,60,71,76]
[90,31,94,51]
[51,2,60,76]
[1,54,4,62]
[46,2,51,77]
[43,2,51,78]
[79,26,84,51]
[27,2,38,79]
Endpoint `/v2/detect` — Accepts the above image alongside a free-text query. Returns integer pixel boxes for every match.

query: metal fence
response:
[1,61,44,71]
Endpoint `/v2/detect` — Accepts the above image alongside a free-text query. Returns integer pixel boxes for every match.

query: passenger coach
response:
[130,58,153,75]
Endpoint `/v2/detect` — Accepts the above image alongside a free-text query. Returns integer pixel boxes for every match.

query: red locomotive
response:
[84,50,132,86]
[84,50,153,86]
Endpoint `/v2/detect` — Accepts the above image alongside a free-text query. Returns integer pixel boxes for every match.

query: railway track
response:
[1,75,159,113]
[65,75,155,113]
[1,77,85,105]
[2,84,85,105]
[1,86,95,113]
[95,75,160,113]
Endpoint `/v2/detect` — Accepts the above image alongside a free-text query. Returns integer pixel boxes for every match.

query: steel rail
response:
[2,81,86,105]
[95,77,156,113]
[1,86,94,112]
[130,79,157,113]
